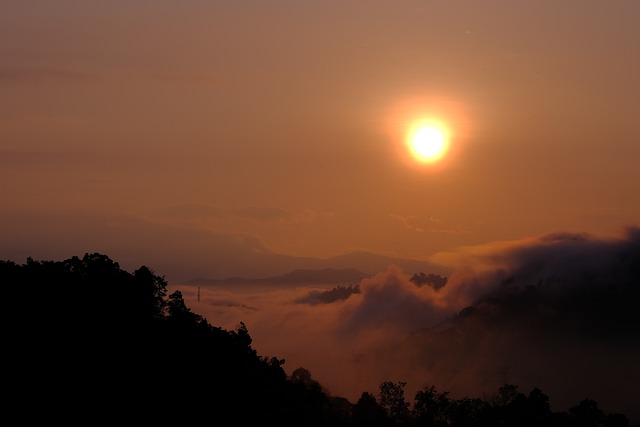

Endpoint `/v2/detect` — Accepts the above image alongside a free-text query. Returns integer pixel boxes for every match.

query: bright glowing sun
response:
[408,124,449,163]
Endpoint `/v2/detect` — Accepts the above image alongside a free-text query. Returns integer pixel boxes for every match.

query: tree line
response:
[1,253,632,426]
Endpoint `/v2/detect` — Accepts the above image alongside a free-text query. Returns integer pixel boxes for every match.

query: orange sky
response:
[2,1,640,277]
[3,3,640,421]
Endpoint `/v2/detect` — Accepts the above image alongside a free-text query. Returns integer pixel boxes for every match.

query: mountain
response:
[323,251,452,277]
[358,229,640,424]
[186,252,453,286]
[188,267,370,286]
[0,211,451,284]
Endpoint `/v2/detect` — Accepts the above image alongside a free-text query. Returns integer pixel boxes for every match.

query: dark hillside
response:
[2,253,634,426]
[2,253,349,425]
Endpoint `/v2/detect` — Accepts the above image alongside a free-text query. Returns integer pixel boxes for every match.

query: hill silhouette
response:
[3,253,349,425]
[3,252,634,426]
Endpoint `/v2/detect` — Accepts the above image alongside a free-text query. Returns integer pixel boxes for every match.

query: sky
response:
[2,1,640,279]
[2,0,640,420]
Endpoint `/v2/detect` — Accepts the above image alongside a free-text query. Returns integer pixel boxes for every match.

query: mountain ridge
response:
[187,251,452,286]
[188,267,371,286]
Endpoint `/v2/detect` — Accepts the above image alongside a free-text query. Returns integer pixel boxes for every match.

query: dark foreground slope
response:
[2,253,349,426]
[2,252,635,426]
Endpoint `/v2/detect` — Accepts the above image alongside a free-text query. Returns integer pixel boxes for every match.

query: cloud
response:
[390,213,472,235]
[170,226,640,422]
[336,266,450,337]
[390,214,426,232]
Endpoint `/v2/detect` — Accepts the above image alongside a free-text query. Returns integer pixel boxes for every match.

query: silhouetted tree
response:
[447,396,492,427]
[410,272,447,290]
[604,413,629,427]
[131,265,167,319]
[526,387,552,426]
[379,381,411,425]
[494,383,522,406]
[166,289,203,323]
[569,399,605,427]
[285,366,350,427]
[413,384,451,427]
[291,367,322,391]
[352,391,389,427]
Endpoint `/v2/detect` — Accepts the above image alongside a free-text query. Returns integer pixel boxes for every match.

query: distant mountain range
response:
[188,267,370,286]
[0,211,451,284]
[312,251,451,276]
[187,251,452,286]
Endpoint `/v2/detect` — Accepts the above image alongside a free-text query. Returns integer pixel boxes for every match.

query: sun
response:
[386,95,467,169]
[407,123,449,163]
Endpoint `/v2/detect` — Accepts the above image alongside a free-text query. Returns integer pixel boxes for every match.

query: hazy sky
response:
[2,1,640,273]
[4,2,640,421]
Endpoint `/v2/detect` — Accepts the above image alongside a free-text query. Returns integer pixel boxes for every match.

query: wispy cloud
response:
[390,213,472,235]
[390,214,425,232]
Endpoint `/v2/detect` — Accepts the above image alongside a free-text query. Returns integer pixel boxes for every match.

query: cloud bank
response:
[171,226,640,422]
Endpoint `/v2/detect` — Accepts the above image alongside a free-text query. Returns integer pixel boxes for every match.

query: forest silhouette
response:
[3,253,633,426]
